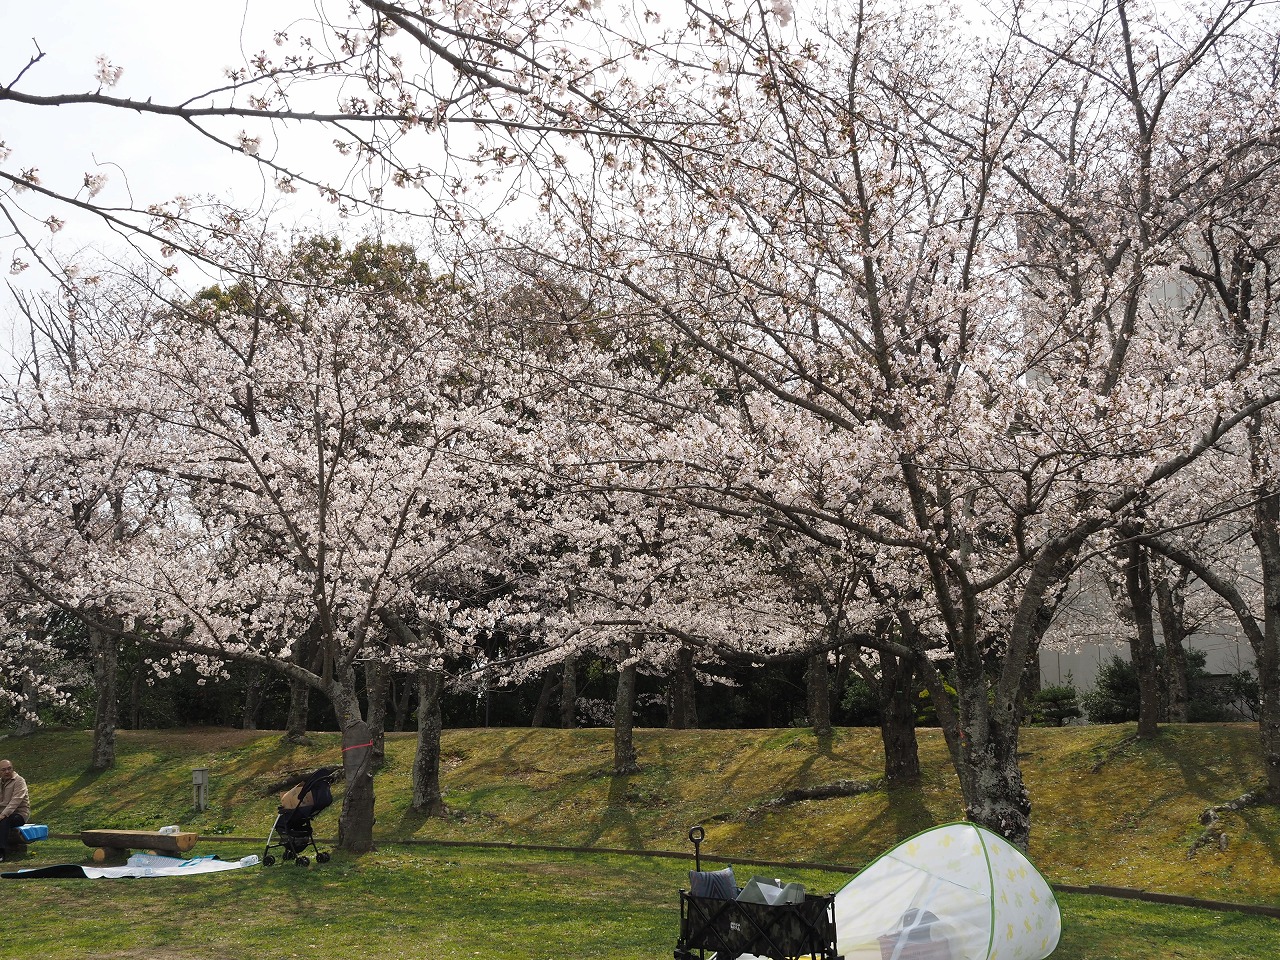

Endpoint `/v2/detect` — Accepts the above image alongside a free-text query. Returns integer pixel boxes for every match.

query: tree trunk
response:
[392,673,414,732]
[13,639,38,736]
[128,660,143,729]
[877,652,921,784]
[1124,541,1162,738]
[282,623,317,743]
[333,672,376,853]
[954,537,1086,849]
[666,646,698,730]
[1262,650,1280,805]
[613,653,640,775]
[242,673,265,730]
[1252,488,1280,803]
[531,668,557,727]
[412,668,447,816]
[1154,566,1190,723]
[1146,493,1280,806]
[559,656,578,729]
[958,713,1030,847]
[365,659,389,767]
[90,622,119,771]
[806,650,832,737]
[954,644,1031,848]
[284,676,311,743]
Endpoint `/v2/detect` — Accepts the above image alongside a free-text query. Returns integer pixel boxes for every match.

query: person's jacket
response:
[0,774,30,820]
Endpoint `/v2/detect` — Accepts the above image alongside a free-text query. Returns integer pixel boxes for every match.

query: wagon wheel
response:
[317,852,331,864]
[295,855,309,867]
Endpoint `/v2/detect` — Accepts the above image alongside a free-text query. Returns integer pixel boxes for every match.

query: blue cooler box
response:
[17,824,48,841]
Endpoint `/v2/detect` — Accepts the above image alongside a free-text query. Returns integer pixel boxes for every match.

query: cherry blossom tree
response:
[466,273,824,772]
[0,234,551,849]
[0,0,687,286]
[511,0,1280,847]
[5,0,1280,850]
[0,273,176,767]
[1133,122,1280,800]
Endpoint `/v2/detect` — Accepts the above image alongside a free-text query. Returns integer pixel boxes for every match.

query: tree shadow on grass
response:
[857,781,936,852]
[391,804,433,837]
[389,792,479,838]
[1235,805,1280,867]
[43,767,109,811]
[581,771,647,851]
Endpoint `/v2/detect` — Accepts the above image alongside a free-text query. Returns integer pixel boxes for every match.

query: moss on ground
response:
[2,722,1273,905]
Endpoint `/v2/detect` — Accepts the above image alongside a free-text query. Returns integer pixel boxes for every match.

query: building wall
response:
[1038,629,1254,692]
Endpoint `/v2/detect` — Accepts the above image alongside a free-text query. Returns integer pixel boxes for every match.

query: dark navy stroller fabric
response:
[264,767,337,865]
[282,768,335,827]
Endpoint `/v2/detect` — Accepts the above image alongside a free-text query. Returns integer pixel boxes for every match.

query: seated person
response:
[0,760,30,863]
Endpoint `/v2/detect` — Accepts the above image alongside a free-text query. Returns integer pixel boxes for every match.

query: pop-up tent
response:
[832,821,1061,960]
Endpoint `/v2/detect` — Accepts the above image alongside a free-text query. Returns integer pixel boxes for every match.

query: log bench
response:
[81,829,198,862]
[7,825,48,858]
[6,830,26,858]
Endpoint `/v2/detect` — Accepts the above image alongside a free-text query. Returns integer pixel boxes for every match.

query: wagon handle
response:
[688,825,705,872]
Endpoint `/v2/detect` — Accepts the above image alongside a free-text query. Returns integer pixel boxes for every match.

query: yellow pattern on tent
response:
[831,822,1060,960]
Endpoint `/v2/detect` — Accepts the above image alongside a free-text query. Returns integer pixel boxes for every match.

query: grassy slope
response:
[5,721,1276,905]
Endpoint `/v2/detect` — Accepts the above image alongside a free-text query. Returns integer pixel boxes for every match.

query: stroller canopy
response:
[283,767,336,822]
[833,822,1061,960]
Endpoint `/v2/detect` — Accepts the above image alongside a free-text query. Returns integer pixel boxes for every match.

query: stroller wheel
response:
[263,855,276,866]
[317,852,330,864]
[283,849,296,861]
[295,855,309,867]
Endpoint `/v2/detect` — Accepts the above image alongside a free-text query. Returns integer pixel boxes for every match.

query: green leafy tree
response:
[1032,682,1083,727]
[1083,649,1254,724]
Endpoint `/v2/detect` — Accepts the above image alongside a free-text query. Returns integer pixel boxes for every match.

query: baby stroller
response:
[263,767,338,867]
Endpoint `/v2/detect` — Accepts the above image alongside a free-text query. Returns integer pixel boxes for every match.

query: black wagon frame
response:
[674,888,842,960]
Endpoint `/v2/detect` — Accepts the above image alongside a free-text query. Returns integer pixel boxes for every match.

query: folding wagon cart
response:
[674,826,842,960]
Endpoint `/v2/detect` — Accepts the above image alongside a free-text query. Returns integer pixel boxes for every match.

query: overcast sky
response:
[1,1,339,205]
[0,1,407,365]
[2,0,958,364]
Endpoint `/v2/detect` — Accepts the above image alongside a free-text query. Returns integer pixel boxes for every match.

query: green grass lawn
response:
[2,723,1277,958]
[4,840,1276,960]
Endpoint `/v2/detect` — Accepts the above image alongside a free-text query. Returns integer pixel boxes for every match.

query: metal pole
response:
[688,825,704,872]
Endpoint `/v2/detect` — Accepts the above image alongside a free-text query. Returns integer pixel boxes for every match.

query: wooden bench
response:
[6,825,48,859]
[81,829,198,862]
[6,829,28,858]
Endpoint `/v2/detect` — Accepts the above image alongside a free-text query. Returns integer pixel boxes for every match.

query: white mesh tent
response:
[718,821,1060,960]
[831,821,1061,960]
